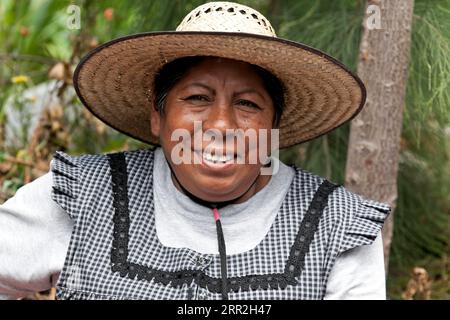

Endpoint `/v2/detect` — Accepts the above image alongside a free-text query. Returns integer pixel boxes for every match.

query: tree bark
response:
[345,0,415,274]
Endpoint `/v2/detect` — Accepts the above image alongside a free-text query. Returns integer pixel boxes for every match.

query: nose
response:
[203,98,238,135]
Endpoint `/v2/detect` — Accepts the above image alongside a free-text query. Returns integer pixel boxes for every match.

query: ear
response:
[150,103,161,138]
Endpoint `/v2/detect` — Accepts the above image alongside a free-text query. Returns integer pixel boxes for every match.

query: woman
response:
[0,2,390,300]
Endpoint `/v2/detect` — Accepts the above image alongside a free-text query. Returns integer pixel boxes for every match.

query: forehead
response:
[179,57,265,87]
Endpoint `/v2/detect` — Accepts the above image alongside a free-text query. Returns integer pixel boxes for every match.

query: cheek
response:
[159,113,194,142]
[158,115,197,165]
[241,115,274,140]
[238,108,274,129]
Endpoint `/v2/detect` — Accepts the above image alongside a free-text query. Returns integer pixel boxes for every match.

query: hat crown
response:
[176,1,276,37]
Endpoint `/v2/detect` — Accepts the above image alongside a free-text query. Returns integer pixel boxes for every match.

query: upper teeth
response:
[203,152,234,163]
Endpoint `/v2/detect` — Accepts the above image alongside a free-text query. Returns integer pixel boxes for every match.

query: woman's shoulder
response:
[51,147,156,167]
[49,148,156,218]
[290,164,391,253]
[290,164,390,211]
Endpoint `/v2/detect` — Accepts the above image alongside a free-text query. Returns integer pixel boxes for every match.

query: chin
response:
[192,180,242,202]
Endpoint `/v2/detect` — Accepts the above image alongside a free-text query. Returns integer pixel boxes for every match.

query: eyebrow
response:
[183,82,216,94]
[234,88,267,103]
[183,83,267,102]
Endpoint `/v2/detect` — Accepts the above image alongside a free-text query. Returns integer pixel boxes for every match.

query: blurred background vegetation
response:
[0,0,449,299]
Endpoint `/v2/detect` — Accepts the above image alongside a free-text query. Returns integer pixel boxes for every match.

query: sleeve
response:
[324,230,387,300]
[0,163,74,300]
[50,151,81,221]
[339,196,391,254]
[323,191,391,300]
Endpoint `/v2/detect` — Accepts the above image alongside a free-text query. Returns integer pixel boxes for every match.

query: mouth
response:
[203,151,235,163]
[193,149,241,170]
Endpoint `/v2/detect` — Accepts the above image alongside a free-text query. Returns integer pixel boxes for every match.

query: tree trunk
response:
[345,0,414,274]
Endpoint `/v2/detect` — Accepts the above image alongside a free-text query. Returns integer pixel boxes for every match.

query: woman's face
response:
[151,57,276,204]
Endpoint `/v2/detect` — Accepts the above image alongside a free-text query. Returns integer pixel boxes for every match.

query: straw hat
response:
[74,1,365,149]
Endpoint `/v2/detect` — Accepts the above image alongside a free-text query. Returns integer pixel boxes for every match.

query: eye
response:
[184,95,210,102]
[236,99,260,109]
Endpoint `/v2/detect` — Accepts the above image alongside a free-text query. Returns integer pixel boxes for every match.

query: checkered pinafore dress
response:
[50,147,390,300]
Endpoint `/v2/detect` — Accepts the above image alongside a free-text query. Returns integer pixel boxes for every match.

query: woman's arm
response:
[324,230,387,300]
[0,166,73,299]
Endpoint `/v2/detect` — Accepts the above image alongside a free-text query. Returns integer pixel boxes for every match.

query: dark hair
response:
[153,56,285,127]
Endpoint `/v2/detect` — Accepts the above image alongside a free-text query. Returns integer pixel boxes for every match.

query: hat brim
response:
[74,31,365,149]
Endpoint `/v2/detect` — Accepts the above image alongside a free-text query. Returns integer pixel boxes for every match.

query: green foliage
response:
[387,1,450,298]
[406,0,450,134]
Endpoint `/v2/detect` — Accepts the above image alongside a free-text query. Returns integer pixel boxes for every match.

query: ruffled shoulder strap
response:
[338,190,391,254]
[50,150,81,221]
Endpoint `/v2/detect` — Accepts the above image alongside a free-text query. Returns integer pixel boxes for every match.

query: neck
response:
[169,168,271,209]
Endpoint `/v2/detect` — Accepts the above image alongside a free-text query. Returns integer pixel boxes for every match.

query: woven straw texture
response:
[74,1,365,149]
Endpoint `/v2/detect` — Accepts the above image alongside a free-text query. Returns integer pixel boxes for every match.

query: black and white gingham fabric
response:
[50,147,390,300]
